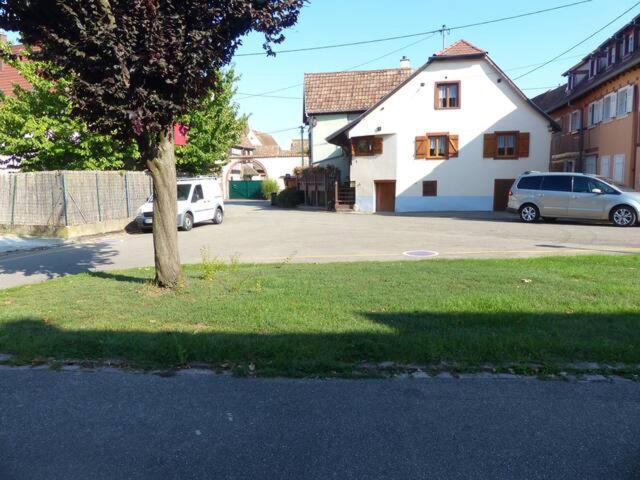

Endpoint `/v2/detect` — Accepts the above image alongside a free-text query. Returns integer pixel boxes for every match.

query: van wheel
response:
[610,205,637,227]
[519,204,540,223]
[181,213,194,231]
[212,207,224,225]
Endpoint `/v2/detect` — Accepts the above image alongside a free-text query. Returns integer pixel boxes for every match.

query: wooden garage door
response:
[493,179,515,211]
[375,180,396,212]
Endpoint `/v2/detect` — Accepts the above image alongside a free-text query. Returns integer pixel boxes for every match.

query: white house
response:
[325,40,557,213]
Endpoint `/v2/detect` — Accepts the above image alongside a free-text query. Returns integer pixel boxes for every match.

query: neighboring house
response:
[303,58,413,179]
[532,14,640,189]
[322,40,556,213]
[222,126,307,198]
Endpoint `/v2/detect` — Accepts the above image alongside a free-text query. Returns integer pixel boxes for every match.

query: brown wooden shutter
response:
[415,136,428,158]
[448,135,459,158]
[351,139,357,156]
[518,132,530,158]
[483,133,496,158]
[372,137,383,155]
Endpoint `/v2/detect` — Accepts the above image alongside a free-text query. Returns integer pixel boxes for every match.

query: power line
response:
[236,0,591,57]
[263,126,301,135]
[514,1,640,80]
[237,92,301,100]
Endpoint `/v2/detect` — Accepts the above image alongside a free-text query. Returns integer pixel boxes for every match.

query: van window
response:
[517,176,542,190]
[177,184,191,201]
[192,184,204,203]
[574,177,617,194]
[541,176,572,192]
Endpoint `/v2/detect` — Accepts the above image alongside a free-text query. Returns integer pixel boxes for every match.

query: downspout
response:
[631,84,638,189]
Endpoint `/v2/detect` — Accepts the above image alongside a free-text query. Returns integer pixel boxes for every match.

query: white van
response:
[136,176,224,232]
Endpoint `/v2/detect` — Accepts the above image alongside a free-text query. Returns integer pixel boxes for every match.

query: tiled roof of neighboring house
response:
[532,50,640,113]
[303,67,413,117]
[531,85,567,113]
[0,44,32,96]
[434,39,486,57]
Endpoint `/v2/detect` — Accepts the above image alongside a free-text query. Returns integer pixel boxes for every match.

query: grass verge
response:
[1,255,639,376]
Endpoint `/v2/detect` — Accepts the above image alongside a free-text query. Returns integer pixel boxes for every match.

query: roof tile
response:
[434,39,486,57]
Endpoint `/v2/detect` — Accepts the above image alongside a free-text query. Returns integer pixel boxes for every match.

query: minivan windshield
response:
[595,176,634,192]
[177,184,192,201]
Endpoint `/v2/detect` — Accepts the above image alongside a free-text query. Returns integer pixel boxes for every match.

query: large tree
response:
[0,0,304,287]
[176,69,247,175]
[0,48,138,171]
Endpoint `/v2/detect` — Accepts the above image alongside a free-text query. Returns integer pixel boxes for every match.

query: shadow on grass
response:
[1,310,640,372]
[87,271,150,284]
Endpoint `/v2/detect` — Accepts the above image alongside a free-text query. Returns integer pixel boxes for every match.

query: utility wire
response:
[514,1,640,80]
[236,0,591,57]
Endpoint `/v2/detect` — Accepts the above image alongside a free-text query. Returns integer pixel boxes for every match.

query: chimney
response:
[400,56,411,69]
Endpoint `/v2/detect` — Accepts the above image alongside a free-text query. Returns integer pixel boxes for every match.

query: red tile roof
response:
[435,39,486,57]
[0,44,32,96]
[304,67,413,116]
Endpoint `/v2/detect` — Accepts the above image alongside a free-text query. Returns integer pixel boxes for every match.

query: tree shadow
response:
[0,241,119,284]
[1,309,639,370]
[87,271,150,284]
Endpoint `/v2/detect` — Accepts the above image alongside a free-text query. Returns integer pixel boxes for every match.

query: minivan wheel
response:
[181,212,194,231]
[611,205,637,227]
[212,207,224,225]
[519,204,540,223]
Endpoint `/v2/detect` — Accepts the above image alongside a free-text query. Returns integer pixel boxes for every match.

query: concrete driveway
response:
[1,200,639,288]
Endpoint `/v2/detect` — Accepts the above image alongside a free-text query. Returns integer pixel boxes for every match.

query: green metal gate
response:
[229,180,264,199]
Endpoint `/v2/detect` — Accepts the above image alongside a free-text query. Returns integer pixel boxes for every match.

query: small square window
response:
[427,135,447,159]
[422,181,437,197]
[496,133,517,158]
[435,82,460,109]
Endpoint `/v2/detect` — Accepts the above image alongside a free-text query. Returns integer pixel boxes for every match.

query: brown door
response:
[375,180,396,212]
[493,179,515,211]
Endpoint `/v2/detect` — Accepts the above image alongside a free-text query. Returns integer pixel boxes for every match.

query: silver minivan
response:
[507,172,640,227]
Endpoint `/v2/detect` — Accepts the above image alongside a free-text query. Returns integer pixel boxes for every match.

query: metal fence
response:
[0,171,152,226]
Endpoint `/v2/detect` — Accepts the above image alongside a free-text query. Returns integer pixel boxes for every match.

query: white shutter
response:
[596,99,603,123]
[627,86,634,113]
[613,155,625,183]
[610,91,617,118]
[600,155,611,177]
[584,155,597,174]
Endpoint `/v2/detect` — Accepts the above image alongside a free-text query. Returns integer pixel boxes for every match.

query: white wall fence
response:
[0,171,152,227]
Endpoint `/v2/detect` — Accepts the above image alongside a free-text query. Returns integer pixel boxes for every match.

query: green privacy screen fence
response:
[229,180,264,199]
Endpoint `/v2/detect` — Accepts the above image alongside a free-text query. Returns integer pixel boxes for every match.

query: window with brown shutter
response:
[483,131,531,159]
[351,136,382,156]
[435,81,460,109]
[416,133,458,160]
[422,181,437,197]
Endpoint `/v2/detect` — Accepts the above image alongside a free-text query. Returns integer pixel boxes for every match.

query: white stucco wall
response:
[349,58,552,212]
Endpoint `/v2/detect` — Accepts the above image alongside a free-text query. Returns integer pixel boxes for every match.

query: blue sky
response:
[232,0,640,147]
[6,0,639,147]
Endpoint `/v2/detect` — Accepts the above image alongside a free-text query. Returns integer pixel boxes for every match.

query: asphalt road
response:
[1,200,640,288]
[0,369,638,480]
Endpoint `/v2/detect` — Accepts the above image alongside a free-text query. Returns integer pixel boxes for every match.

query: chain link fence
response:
[0,171,152,227]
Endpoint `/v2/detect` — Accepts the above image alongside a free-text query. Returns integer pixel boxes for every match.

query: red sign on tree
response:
[174,124,188,146]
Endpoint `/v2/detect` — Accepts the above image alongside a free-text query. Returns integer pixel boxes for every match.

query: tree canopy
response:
[0,47,138,171]
[176,69,247,175]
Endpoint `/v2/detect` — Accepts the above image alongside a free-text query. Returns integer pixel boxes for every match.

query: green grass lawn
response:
[1,255,639,375]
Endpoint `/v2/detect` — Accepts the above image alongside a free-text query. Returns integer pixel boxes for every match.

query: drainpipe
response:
[631,85,638,189]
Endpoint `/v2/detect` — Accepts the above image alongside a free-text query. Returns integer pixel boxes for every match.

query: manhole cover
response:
[403,250,439,258]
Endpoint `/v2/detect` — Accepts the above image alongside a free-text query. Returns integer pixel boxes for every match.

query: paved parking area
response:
[1,200,639,288]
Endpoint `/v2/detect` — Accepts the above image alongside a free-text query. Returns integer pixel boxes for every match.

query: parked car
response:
[136,176,224,232]
[508,172,640,227]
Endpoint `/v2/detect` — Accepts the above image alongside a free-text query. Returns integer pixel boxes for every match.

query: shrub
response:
[261,178,279,199]
[276,187,303,208]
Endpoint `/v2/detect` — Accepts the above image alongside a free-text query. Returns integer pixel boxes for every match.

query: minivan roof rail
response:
[177,175,219,181]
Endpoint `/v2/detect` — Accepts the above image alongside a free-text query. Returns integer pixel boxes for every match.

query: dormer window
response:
[624,31,635,56]
[568,74,574,91]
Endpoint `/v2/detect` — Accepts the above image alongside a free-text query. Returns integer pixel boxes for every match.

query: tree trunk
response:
[146,128,182,288]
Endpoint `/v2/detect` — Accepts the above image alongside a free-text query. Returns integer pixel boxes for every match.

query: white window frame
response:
[617,85,634,116]
[588,102,596,127]
[603,92,617,121]
[613,154,625,183]
[595,99,603,123]
[570,110,581,132]
[600,155,611,177]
